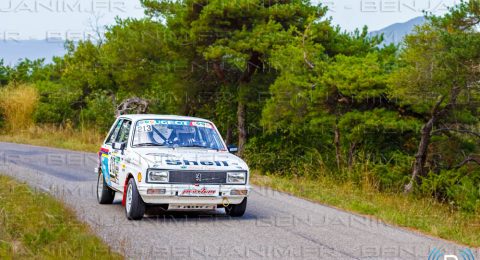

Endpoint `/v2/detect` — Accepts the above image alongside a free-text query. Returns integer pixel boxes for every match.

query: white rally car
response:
[95,114,250,220]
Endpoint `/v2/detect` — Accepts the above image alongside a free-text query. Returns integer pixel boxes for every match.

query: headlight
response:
[227,172,246,184]
[147,170,169,183]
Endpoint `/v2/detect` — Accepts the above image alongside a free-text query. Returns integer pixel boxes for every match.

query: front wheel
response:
[125,178,145,220]
[225,198,247,217]
[97,171,115,204]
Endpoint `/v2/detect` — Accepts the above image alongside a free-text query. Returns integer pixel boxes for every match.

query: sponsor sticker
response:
[178,186,219,197]
[138,120,213,129]
[190,121,213,128]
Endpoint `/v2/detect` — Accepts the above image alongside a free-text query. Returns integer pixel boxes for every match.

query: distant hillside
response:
[370,16,426,46]
[0,40,66,65]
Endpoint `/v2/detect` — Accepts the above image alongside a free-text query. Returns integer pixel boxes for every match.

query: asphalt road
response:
[0,142,477,259]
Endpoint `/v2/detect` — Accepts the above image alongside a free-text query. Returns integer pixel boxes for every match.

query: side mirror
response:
[112,142,126,150]
[227,145,238,154]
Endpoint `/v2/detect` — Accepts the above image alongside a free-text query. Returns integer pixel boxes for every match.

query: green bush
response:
[33,81,81,125]
[80,91,115,132]
[371,152,413,192]
[245,131,333,177]
[420,169,480,212]
[448,177,480,212]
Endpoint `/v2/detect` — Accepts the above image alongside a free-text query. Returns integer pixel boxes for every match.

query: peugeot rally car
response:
[95,115,250,220]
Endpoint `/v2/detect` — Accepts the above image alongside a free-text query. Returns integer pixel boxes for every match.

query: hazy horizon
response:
[0,0,459,42]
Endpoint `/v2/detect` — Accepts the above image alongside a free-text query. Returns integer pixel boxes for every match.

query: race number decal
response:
[137,124,153,133]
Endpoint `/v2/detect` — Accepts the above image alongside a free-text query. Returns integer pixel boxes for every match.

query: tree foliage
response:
[1,0,480,212]
[391,1,480,192]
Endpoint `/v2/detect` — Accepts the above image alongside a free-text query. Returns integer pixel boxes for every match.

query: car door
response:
[100,118,123,188]
[110,119,132,191]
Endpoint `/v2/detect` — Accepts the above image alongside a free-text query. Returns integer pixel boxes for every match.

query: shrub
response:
[420,169,480,212]
[244,133,331,177]
[80,91,116,132]
[33,81,81,125]
[0,84,39,132]
[371,152,413,192]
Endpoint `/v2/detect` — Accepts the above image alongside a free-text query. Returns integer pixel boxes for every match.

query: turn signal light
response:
[230,189,248,195]
[147,189,166,195]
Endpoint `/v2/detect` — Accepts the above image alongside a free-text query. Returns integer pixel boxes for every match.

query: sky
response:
[320,0,458,31]
[0,0,460,41]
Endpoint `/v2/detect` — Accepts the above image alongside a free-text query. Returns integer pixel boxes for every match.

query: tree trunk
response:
[334,123,342,170]
[235,52,261,157]
[404,95,449,193]
[237,101,247,157]
[225,124,233,145]
[348,142,357,170]
[405,117,435,193]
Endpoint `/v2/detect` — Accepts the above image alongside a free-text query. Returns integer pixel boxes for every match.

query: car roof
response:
[118,114,213,123]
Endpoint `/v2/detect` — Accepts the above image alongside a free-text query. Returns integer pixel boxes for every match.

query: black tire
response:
[225,198,247,217]
[97,171,115,204]
[125,178,146,220]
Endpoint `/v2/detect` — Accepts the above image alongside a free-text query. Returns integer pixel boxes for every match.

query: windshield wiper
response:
[180,144,217,150]
[136,143,165,147]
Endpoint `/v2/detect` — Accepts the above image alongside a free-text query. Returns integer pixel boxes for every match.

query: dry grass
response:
[0,124,104,153]
[251,171,480,247]
[0,84,39,131]
[0,83,104,152]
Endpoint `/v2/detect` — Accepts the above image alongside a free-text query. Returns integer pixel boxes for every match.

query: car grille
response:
[168,171,227,184]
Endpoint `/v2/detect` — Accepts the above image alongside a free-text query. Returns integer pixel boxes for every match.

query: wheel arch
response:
[122,172,135,206]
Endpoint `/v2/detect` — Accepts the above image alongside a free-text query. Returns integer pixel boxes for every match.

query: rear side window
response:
[115,120,132,144]
[106,119,123,144]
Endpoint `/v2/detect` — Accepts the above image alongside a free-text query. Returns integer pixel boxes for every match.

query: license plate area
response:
[177,185,220,197]
[168,204,217,210]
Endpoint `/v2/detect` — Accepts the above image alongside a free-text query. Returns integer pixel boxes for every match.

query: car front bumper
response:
[137,184,251,205]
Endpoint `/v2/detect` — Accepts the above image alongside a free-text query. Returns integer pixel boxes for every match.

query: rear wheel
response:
[125,178,145,220]
[97,171,115,204]
[225,198,247,217]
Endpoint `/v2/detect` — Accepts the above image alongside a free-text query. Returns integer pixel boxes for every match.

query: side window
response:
[106,119,123,144]
[115,120,132,144]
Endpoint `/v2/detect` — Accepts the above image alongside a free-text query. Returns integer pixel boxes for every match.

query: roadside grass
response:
[1,128,479,247]
[0,84,38,132]
[251,171,480,247]
[0,175,122,259]
[0,125,103,153]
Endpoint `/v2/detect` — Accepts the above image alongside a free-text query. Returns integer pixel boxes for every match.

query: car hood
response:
[131,148,249,171]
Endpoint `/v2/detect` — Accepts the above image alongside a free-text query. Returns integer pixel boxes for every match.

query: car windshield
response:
[132,119,225,150]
